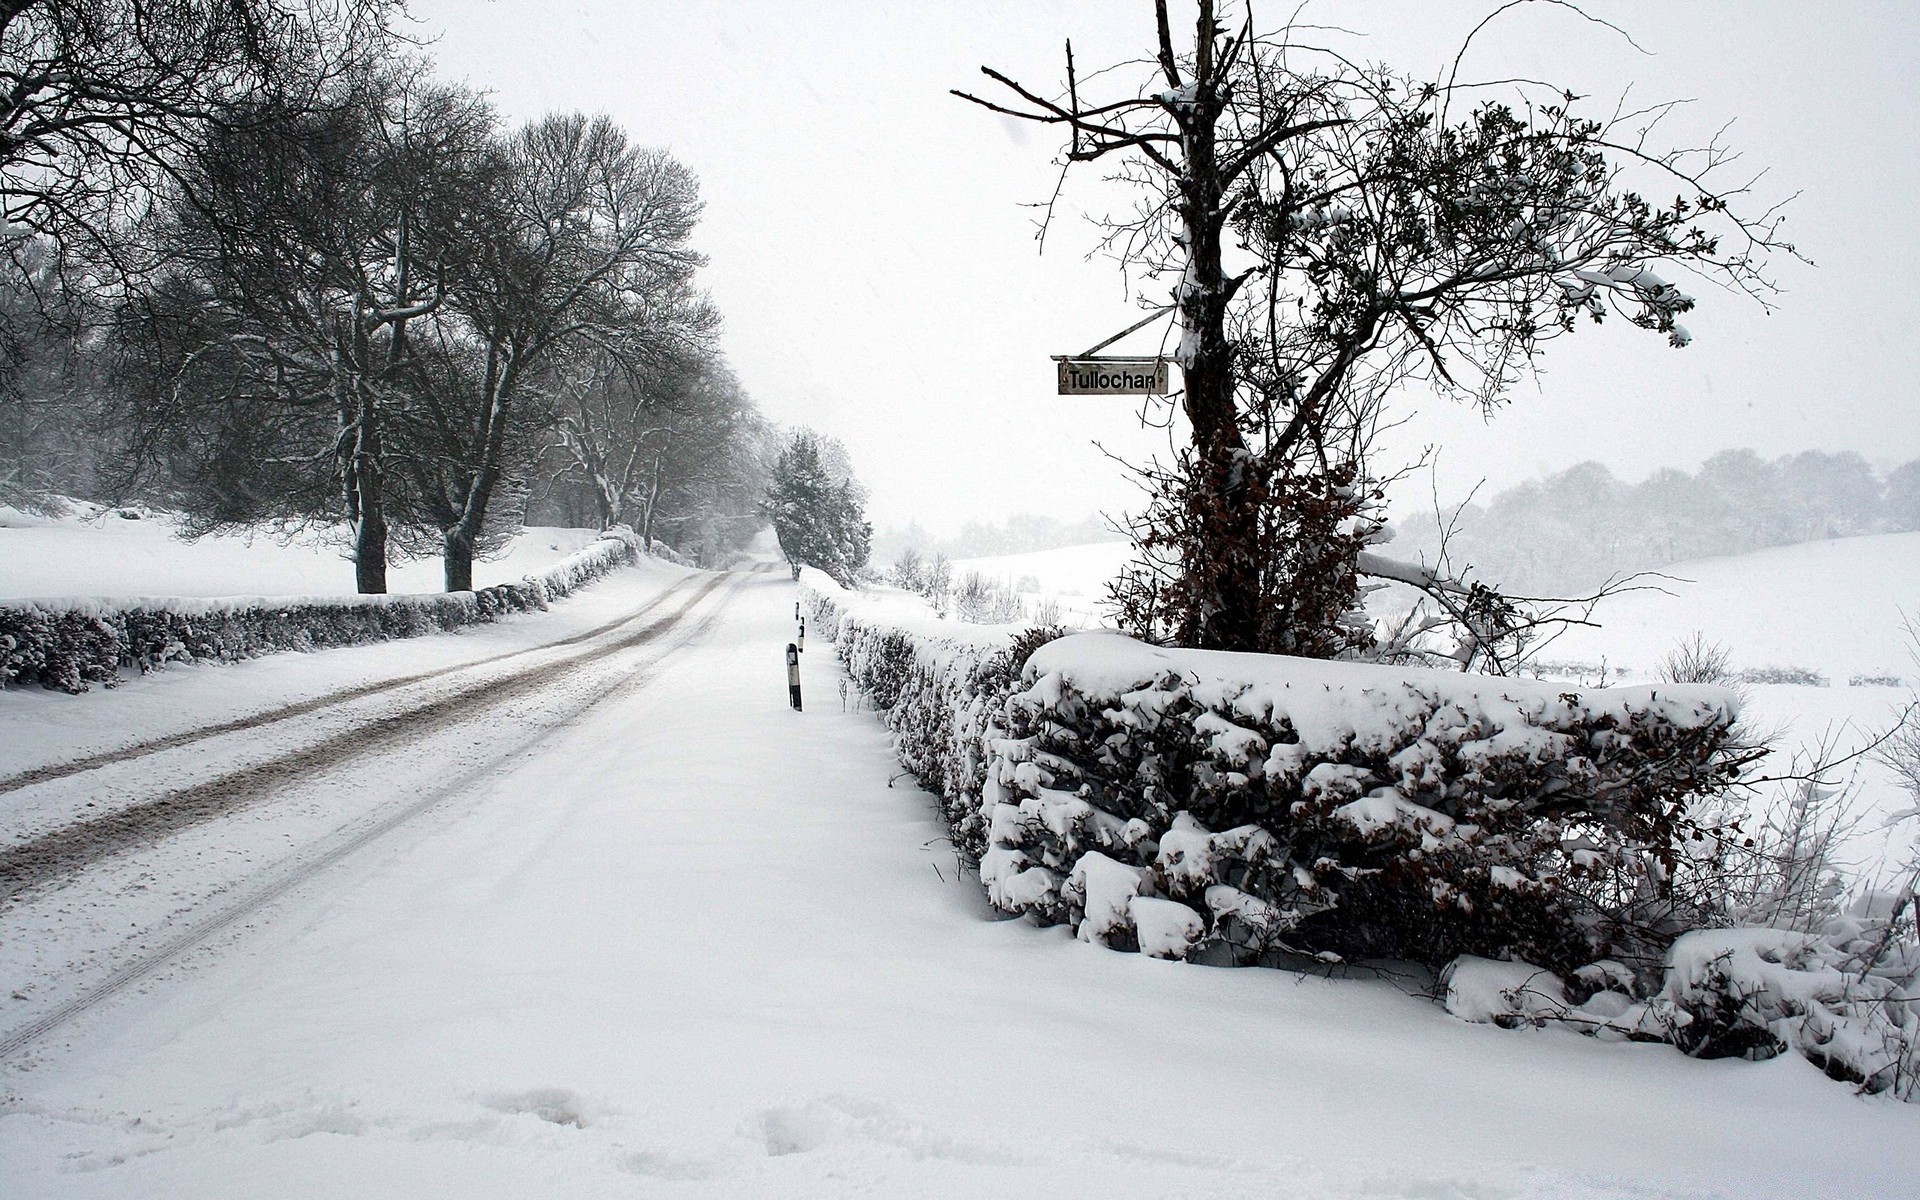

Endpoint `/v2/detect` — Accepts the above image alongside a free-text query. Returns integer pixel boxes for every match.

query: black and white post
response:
[786,642,802,711]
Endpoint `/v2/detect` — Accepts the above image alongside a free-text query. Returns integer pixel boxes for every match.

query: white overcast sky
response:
[413,1,1920,533]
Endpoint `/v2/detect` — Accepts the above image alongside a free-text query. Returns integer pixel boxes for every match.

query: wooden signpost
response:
[1054,305,1176,396]
[1054,357,1169,395]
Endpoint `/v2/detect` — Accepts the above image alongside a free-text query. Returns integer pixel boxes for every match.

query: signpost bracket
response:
[1071,304,1176,359]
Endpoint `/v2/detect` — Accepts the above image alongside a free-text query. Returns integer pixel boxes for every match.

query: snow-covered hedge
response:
[810,575,1920,1099]
[1,531,642,693]
[811,576,1744,969]
[1442,918,1919,1100]
[804,573,1033,843]
[982,635,1746,975]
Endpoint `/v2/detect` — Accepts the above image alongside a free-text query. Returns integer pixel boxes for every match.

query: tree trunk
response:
[442,441,493,592]
[640,454,664,548]
[445,374,517,592]
[443,523,474,592]
[1173,39,1260,652]
[352,397,389,595]
[336,346,390,595]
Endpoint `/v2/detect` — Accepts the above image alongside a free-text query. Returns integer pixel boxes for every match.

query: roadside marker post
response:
[798,615,805,652]
[786,643,802,711]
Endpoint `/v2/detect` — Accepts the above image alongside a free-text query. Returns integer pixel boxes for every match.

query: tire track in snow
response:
[0,572,732,901]
[0,573,707,797]
[0,569,760,1062]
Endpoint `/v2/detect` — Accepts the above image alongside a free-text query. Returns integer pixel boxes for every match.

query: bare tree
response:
[0,0,399,291]
[0,233,97,510]
[626,363,772,562]
[414,114,705,591]
[115,68,495,592]
[959,0,1793,657]
[545,302,719,534]
[0,0,401,517]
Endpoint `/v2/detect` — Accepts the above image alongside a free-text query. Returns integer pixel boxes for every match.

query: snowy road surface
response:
[1,563,1915,1197]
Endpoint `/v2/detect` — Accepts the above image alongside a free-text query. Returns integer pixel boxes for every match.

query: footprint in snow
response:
[480,1087,594,1129]
[746,1097,1021,1165]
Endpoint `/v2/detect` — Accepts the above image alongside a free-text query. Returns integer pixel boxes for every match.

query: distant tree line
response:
[1398,450,1920,594]
[0,0,774,590]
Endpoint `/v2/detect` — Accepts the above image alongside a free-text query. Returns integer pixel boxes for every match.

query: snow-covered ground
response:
[1,550,1916,1195]
[951,540,1134,626]
[0,502,608,599]
[1535,532,1920,685]
[958,532,1920,687]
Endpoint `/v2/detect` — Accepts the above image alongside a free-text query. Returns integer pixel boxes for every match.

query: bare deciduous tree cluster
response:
[0,0,774,588]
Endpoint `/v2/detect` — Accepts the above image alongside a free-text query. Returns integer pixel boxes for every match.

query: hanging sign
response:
[1055,357,1170,396]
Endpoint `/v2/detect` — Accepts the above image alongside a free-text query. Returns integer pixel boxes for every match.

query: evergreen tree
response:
[764,430,869,585]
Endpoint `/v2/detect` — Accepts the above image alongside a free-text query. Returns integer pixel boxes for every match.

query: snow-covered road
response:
[1,563,1915,1197]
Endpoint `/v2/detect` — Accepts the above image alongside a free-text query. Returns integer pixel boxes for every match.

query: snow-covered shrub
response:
[644,537,691,567]
[1682,778,1858,934]
[976,634,1747,975]
[809,581,1747,977]
[1441,956,1572,1028]
[1449,921,1920,1099]
[1850,672,1905,688]
[949,571,1027,625]
[0,531,640,692]
[1658,631,1735,687]
[848,626,919,710]
[878,549,954,616]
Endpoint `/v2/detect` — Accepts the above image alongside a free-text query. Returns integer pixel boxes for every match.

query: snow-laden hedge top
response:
[1023,630,1738,750]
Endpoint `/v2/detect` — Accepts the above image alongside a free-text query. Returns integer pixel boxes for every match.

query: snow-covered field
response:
[1543,532,1920,684]
[0,502,609,599]
[953,540,1133,626]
